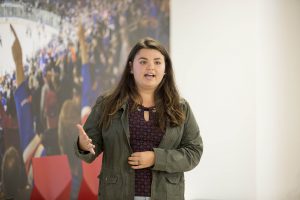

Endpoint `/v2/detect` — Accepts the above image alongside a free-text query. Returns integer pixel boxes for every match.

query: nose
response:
[146,61,154,70]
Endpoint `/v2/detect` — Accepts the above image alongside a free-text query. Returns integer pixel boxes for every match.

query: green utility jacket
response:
[74,97,203,200]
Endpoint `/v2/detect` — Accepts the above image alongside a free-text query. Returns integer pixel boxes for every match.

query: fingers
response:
[10,24,21,51]
[128,151,155,169]
[76,124,95,154]
[128,152,140,166]
[128,152,144,169]
[89,146,96,155]
[10,24,19,41]
[128,156,139,166]
[128,152,141,164]
[128,156,142,169]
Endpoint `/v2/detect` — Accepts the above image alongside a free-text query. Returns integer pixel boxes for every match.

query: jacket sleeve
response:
[152,100,203,173]
[74,100,104,163]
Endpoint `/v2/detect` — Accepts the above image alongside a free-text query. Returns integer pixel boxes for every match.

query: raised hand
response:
[77,22,85,42]
[76,124,95,155]
[77,21,88,64]
[128,151,155,169]
[10,24,24,87]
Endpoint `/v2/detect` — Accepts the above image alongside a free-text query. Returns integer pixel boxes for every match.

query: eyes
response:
[139,60,162,66]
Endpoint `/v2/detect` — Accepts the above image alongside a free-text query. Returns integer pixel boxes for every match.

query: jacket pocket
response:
[98,172,123,199]
[166,175,181,184]
[104,175,118,184]
[165,173,184,200]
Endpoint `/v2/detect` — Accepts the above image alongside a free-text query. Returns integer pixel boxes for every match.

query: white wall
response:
[171,0,300,199]
[256,0,300,199]
[171,0,256,199]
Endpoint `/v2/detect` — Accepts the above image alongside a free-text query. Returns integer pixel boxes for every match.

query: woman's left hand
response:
[128,151,155,169]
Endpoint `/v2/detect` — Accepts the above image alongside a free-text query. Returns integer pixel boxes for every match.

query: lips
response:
[144,73,155,78]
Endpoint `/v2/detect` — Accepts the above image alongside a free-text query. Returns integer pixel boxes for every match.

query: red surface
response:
[30,155,72,200]
[78,154,102,200]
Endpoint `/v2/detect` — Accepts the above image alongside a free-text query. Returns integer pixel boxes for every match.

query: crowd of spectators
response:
[0,0,169,198]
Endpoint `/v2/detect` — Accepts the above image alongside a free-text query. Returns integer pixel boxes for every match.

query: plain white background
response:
[171,0,300,199]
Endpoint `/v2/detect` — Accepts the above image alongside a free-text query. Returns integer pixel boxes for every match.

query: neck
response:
[138,89,155,107]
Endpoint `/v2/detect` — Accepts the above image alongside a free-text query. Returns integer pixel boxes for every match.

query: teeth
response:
[145,74,155,77]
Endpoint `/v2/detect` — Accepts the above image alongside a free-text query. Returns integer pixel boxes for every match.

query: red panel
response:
[31,155,72,200]
[78,154,102,200]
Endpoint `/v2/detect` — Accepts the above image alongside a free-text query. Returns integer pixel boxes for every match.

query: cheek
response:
[133,63,142,73]
[160,66,166,75]
[133,68,142,77]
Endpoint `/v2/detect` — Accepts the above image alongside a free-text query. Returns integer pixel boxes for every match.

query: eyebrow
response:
[138,57,162,60]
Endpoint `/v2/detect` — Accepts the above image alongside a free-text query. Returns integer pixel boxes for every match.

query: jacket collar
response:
[120,101,128,111]
[120,101,131,150]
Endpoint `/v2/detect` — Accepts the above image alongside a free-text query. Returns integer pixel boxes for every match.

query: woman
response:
[75,37,203,200]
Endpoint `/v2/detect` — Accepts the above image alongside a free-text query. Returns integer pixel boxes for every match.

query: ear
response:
[129,61,133,73]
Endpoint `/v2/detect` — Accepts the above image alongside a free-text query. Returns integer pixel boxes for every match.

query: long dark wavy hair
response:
[97,37,185,130]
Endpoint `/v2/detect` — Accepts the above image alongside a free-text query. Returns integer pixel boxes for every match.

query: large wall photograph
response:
[0,0,169,199]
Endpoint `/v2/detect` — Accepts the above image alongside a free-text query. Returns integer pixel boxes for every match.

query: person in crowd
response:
[58,87,81,199]
[0,147,30,199]
[75,37,203,200]
[58,87,81,173]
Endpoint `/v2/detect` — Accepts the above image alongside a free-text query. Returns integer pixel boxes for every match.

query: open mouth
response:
[144,73,155,78]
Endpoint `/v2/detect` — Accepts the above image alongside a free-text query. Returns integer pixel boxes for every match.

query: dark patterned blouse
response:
[128,100,165,197]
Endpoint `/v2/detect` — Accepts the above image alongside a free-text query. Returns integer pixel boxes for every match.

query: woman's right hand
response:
[76,124,95,154]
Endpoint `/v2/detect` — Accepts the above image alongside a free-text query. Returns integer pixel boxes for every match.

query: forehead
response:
[134,48,164,59]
